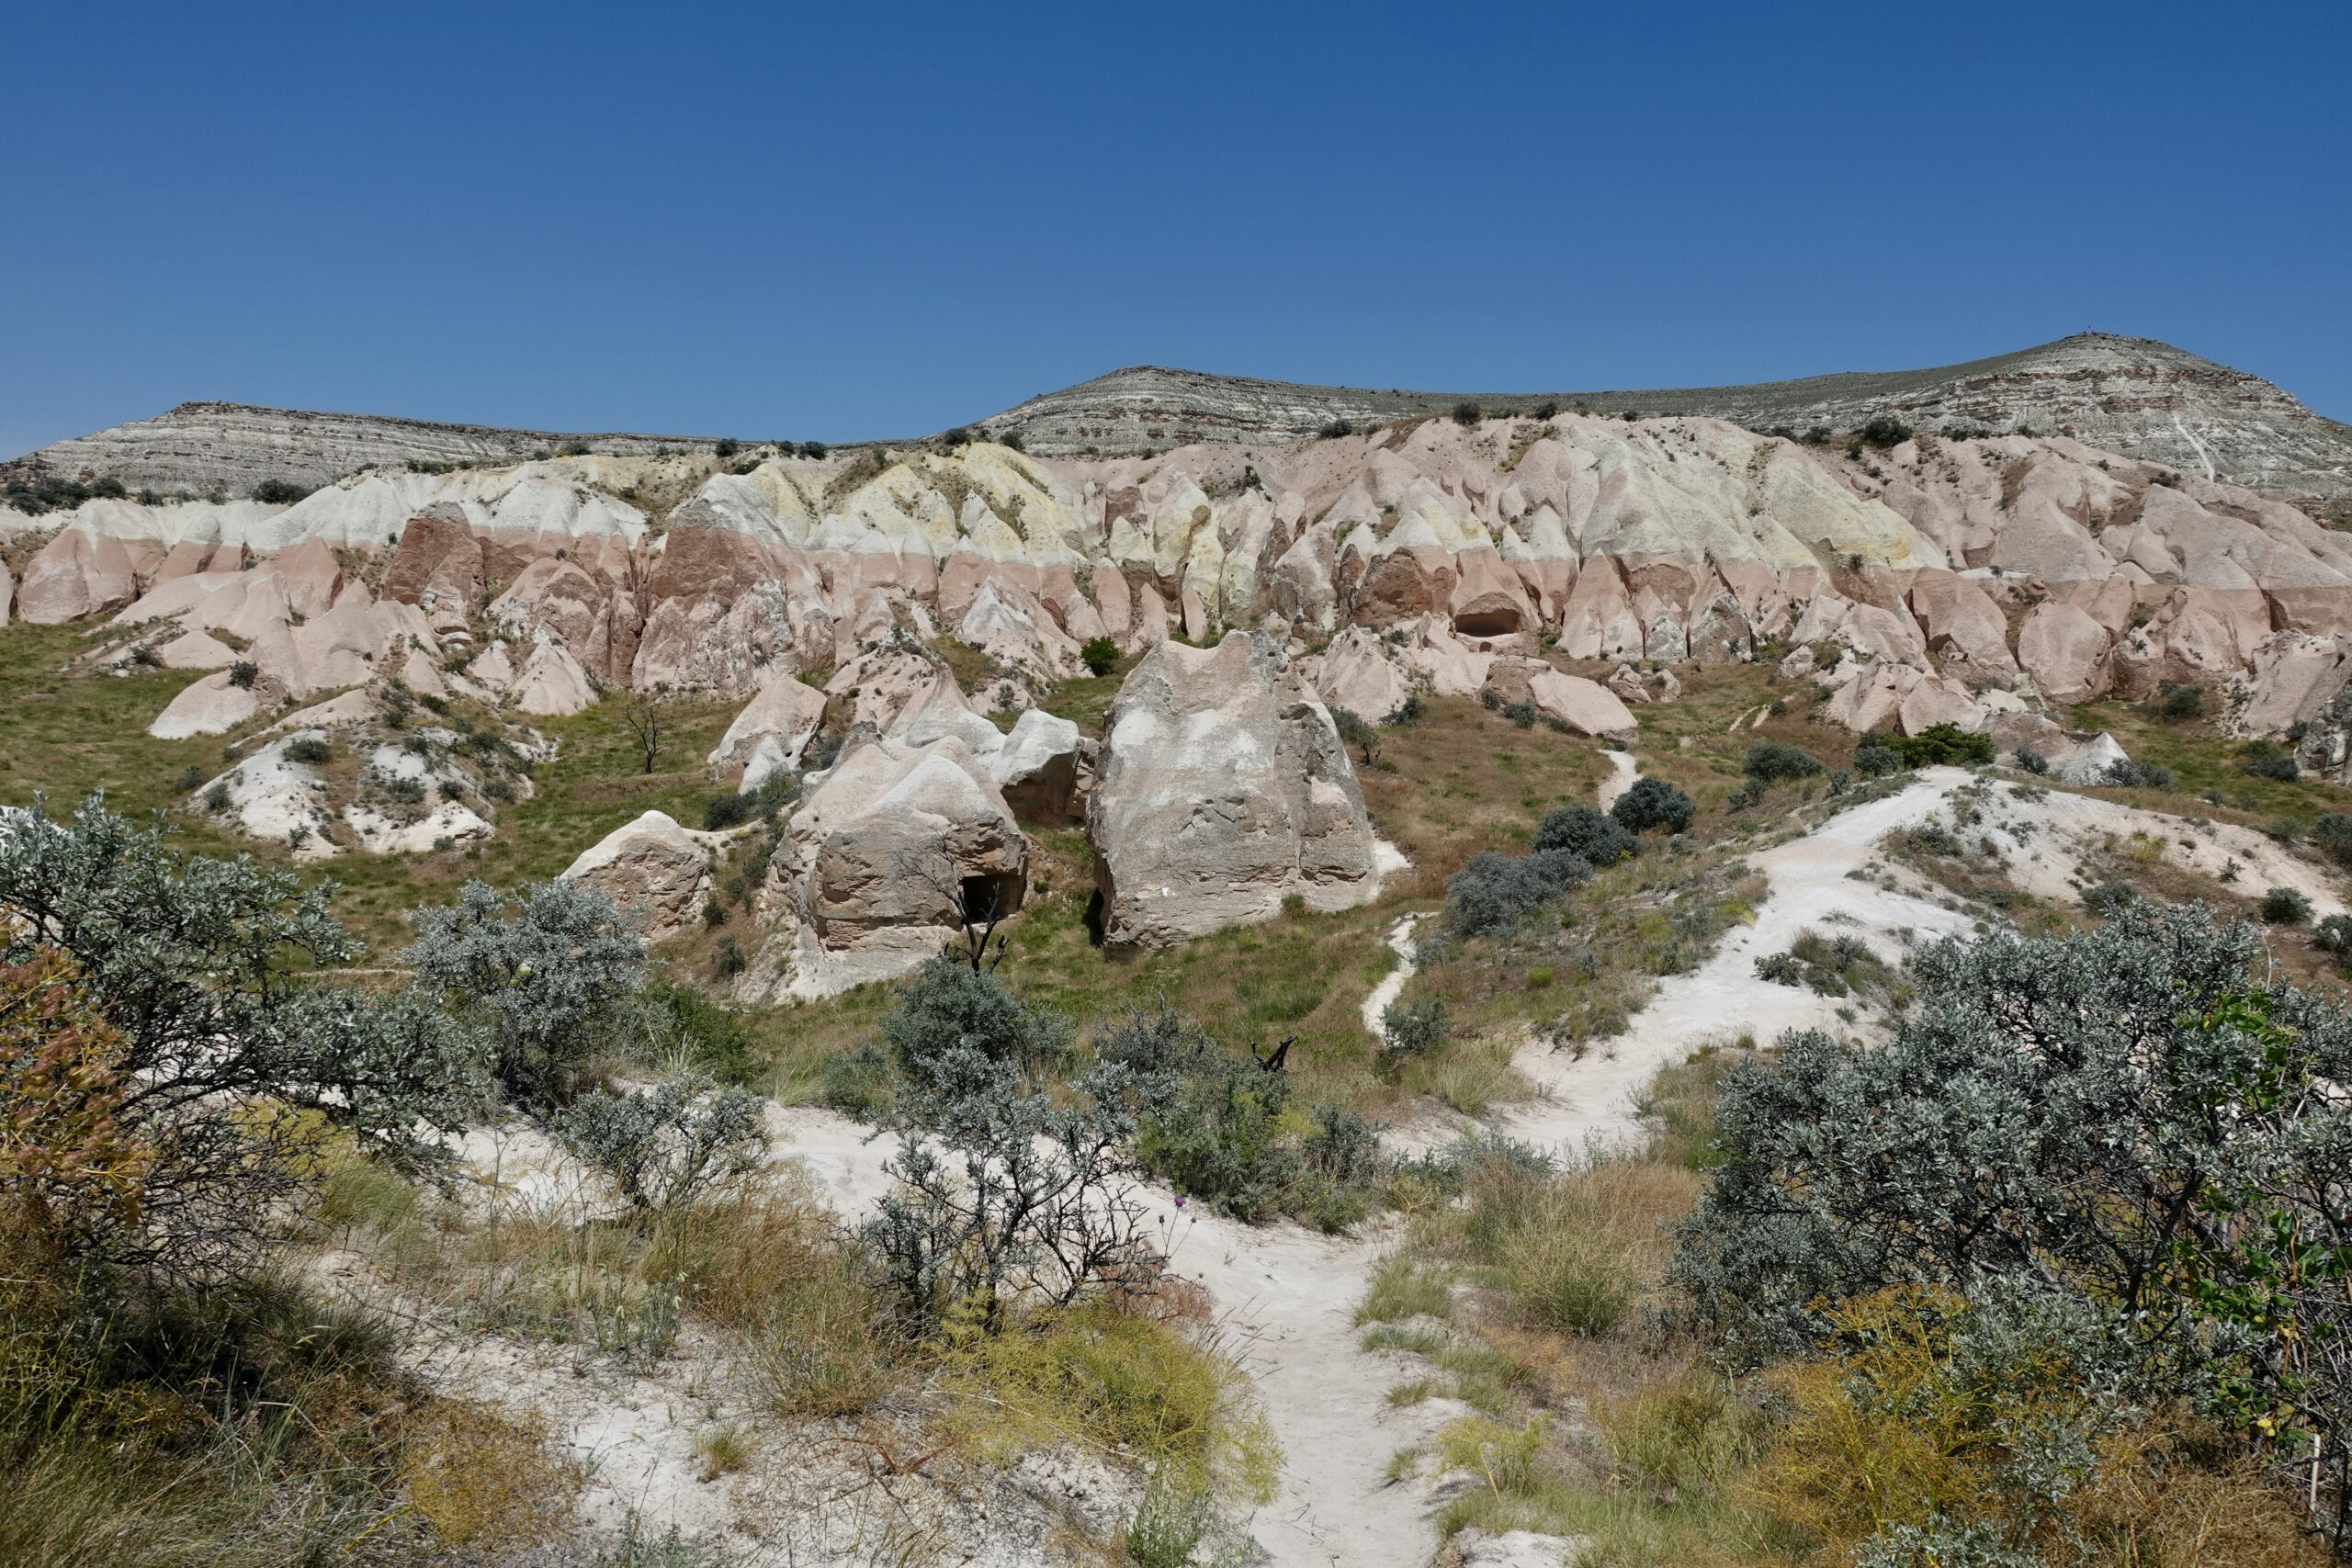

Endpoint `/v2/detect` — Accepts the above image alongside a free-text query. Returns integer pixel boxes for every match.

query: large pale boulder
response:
[1529,670,1638,739]
[149,671,260,739]
[710,672,829,784]
[987,708,1084,822]
[562,810,712,943]
[743,735,1032,999]
[2233,632,2352,739]
[1088,631,1381,949]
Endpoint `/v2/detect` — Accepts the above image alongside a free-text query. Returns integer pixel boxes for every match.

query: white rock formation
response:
[1088,631,1382,949]
[561,810,713,944]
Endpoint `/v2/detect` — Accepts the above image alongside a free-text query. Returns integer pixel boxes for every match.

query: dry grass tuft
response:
[400,1400,580,1551]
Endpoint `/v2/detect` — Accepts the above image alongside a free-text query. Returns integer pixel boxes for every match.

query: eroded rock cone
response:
[1087,630,1380,949]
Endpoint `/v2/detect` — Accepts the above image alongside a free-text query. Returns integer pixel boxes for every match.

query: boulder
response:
[149,671,260,739]
[745,735,1031,999]
[710,672,830,782]
[1606,662,1681,706]
[987,708,1084,822]
[1088,631,1381,948]
[1775,645,1817,681]
[1531,671,1639,739]
[561,810,712,944]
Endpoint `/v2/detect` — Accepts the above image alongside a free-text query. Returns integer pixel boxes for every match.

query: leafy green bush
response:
[2315,912,2352,955]
[1856,415,1912,448]
[1611,776,1695,835]
[1317,418,1353,439]
[551,1074,766,1213]
[284,736,330,765]
[227,660,259,690]
[1329,705,1379,764]
[2103,758,2177,791]
[2011,745,2048,775]
[2260,886,2312,924]
[1670,902,2352,1485]
[712,438,740,458]
[1080,636,1119,676]
[2238,740,2299,781]
[250,478,312,505]
[1853,743,1906,777]
[1451,401,1482,427]
[1868,725,1994,767]
[1743,742,1825,783]
[1380,997,1450,1071]
[2313,812,2352,866]
[1531,804,1636,867]
[405,879,644,1103]
[2082,879,2140,916]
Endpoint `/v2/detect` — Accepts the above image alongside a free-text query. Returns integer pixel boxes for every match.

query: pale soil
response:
[336,762,2347,1567]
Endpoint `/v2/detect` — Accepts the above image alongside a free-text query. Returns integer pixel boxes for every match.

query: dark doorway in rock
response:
[1453,609,1521,637]
[961,873,1023,923]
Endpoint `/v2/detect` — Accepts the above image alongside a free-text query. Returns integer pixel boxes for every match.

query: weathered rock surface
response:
[710,672,831,789]
[741,735,1030,999]
[561,810,713,944]
[1088,632,1381,948]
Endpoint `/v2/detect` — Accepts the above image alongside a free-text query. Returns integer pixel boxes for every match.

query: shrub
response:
[1611,776,1695,835]
[1857,415,1912,448]
[250,478,312,505]
[1445,849,1594,936]
[227,660,259,689]
[550,1074,768,1213]
[1853,743,1906,777]
[1386,693,1426,726]
[1451,401,1482,426]
[800,440,828,459]
[2238,740,2299,781]
[405,879,644,1103]
[712,438,740,458]
[1670,901,2352,1485]
[2149,681,2205,722]
[384,775,424,806]
[1380,997,1450,1070]
[2011,745,2048,775]
[284,736,330,765]
[0,796,479,1276]
[1743,741,1825,784]
[1329,705,1379,765]
[1870,725,1995,767]
[1317,418,1353,439]
[2259,886,2311,924]
[1755,952,1806,987]
[2103,758,2177,791]
[202,780,232,812]
[1532,400,1558,420]
[2313,812,2352,866]
[2082,879,2140,916]
[1499,700,1536,728]
[1000,430,1026,452]
[1532,804,1636,867]
[1080,636,1119,676]
[2315,912,2352,954]
[940,426,970,446]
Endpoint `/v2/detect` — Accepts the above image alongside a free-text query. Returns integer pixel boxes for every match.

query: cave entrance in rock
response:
[960,873,1024,924]
[1453,609,1521,638]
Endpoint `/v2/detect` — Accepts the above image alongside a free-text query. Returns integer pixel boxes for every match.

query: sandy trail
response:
[754,764,2305,1565]
[1597,749,1639,812]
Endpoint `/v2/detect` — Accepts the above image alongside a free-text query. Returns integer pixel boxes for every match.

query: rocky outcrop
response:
[710,672,831,790]
[561,811,713,944]
[741,736,1031,998]
[1088,632,1381,949]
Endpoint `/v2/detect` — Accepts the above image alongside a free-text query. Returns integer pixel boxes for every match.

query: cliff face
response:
[976,335,2352,501]
[0,401,720,496]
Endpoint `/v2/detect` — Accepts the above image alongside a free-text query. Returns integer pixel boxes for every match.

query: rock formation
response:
[562,811,715,943]
[740,735,1031,998]
[1088,632,1381,949]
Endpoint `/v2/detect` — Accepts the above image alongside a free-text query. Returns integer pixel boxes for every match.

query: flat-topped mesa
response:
[971,334,2352,502]
[0,400,729,496]
[1087,631,1383,949]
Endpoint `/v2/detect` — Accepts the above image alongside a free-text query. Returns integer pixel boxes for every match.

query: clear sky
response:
[4,1,2346,457]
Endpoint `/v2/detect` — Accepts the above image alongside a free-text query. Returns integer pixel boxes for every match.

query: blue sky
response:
[3,1,2346,457]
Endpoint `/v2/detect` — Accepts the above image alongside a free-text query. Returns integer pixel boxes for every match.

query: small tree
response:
[1610,776,1695,835]
[1080,636,1119,677]
[404,879,644,1103]
[1452,401,1483,427]
[616,684,672,774]
[862,961,1147,1333]
[1329,705,1380,766]
[1380,997,1450,1072]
